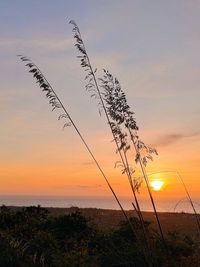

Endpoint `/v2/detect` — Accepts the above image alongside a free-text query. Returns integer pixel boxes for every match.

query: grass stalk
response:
[18,55,134,234]
[99,69,166,247]
[69,21,154,265]
[129,129,166,245]
[69,20,144,223]
[176,171,200,233]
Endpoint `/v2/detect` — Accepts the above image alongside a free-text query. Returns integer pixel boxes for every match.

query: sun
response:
[150,180,164,191]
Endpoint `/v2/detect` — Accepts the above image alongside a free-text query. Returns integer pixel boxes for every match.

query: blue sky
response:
[0,0,200,199]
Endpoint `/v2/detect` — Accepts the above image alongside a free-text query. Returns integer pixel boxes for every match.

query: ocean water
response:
[0,195,200,213]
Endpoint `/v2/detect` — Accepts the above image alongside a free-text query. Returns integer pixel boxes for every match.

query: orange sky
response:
[0,1,200,209]
[1,126,199,201]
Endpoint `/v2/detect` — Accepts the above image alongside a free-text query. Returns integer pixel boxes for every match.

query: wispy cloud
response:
[154,131,200,147]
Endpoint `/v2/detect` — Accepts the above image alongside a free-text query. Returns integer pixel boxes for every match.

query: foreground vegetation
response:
[0,205,199,267]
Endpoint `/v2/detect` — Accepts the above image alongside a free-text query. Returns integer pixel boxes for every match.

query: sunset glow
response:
[0,1,199,209]
[150,180,164,191]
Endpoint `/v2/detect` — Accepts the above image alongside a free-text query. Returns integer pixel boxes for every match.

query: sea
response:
[0,195,200,213]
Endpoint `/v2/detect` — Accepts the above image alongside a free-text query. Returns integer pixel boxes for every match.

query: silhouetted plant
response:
[175,171,200,234]
[18,55,132,234]
[70,20,157,266]
[100,70,166,246]
[70,20,144,228]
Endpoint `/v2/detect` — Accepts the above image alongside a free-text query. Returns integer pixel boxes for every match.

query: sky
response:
[0,0,200,207]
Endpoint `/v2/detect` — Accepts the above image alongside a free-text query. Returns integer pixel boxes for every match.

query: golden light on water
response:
[150,180,164,191]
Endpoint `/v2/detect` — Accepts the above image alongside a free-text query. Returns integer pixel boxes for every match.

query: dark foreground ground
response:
[51,207,199,235]
[1,206,200,267]
[9,206,200,236]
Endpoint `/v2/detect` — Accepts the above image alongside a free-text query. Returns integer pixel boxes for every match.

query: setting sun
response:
[150,180,164,191]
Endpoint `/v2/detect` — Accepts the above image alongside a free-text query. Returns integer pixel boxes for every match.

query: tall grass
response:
[100,70,166,246]
[17,55,134,233]
[176,171,200,233]
[69,20,144,224]
[69,20,162,262]
[69,20,165,242]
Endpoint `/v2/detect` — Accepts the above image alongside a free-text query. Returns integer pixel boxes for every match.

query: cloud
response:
[154,131,200,147]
